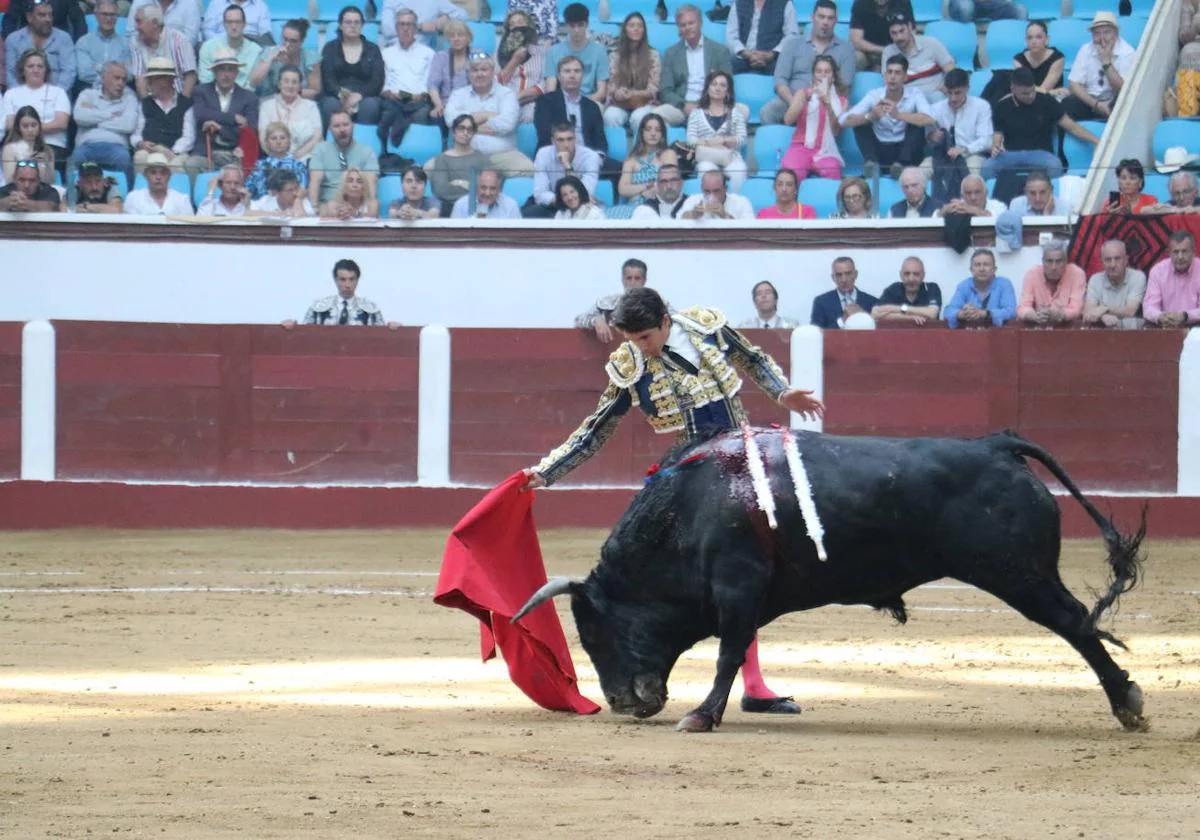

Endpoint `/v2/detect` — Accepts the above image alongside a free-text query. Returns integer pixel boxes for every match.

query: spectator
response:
[70,61,137,178]
[533,54,606,155]
[198,5,262,87]
[257,65,321,161]
[1083,239,1147,328]
[1144,231,1200,327]
[544,2,607,105]
[763,0,856,125]
[944,248,1017,328]
[248,168,314,217]
[249,19,320,100]
[1,103,54,184]
[1145,170,1200,213]
[779,54,846,182]
[811,256,879,328]
[449,166,522,218]
[679,169,755,219]
[553,173,605,219]
[1064,12,1134,122]
[123,151,194,214]
[575,258,657,342]
[2,0,85,43]
[757,167,817,219]
[841,54,933,176]
[604,12,660,132]
[508,0,557,43]
[727,0,800,76]
[245,121,307,198]
[612,112,678,217]
[2,50,69,159]
[739,280,799,328]
[285,259,394,329]
[0,157,59,210]
[888,166,939,217]
[447,53,533,178]
[378,8,435,149]
[936,174,1006,217]
[924,67,991,198]
[494,10,545,124]
[849,0,913,71]
[428,19,473,124]
[308,108,380,206]
[426,112,489,211]
[127,0,202,48]
[185,49,258,176]
[197,162,250,216]
[1013,21,1065,96]
[948,0,1025,24]
[832,174,873,218]
[320,166,377,219]
[1005,169,1057,216]
[984,66,1098,182]
[687,70,748,191]
[3,0,75,94]
[880,10,954,103]
[657,4,735,127]
[71,161,123,213]
[630,161,689,220]
[528,120,599,217]
[129,4,198,99]
[320,6,385,127]
[1017,239,1086,326]
[872,255,942,325]
[75,1,132,93]
[202,0,273,46]
[1102,158,1157,215]
[388,163,440,219]
[131,57,194,174]
[381,0,467,48]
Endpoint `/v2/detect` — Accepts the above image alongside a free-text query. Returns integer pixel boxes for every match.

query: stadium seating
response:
[1071,0,1123,18]
[361,21,380,43]
[1024,0,1064,18]
[487,0,509,23]
[797,177,840,217]
[924,21,978,70]
[102,169,129,198]
[193,171,218,206]
[647,21,679,50]
[466,20,497,54]
[1063,119,1105,175]
[516,123,539,160]
[502,175,535,206]
[376,174,404,217]
[837,125,864,175]
[876,177,904,212]
[392,123,444,163]
[593,179,614,207]
[850,71,883,103]
[733,73,776,124]
[604,0,645,23]
[984,19,1027,68]
[969,68,992,97]
[701,19,725,44]
[1049,18,1090,70]
[910,0,945,23]
[1142,173,1170,203]
[1121,15,1148,47]
[605,125,629,162]
[268,0,312,20]
[666,126,688,146]
[753,125,793,176]
[1153,120,1200,164]
[739,177,777,213]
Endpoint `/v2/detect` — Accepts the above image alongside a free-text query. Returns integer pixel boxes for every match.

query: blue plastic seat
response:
[376,174,403,217]
[682,176,702,197]
[391,122,444,162]
[1142,173,1170,203]
[604,126,629,162]
[1153,119,1200,163]
[1120,15,1147,47]
[797,177,840,217]
[192,171,218,206]
[1071,0,1122,18]
[100,169,129,198]
[1050,18,1090,70]
[837,124,864,175]
[833,22,850,40]
[910,0,944,23]
[877,177,903,213]
[646,21,679,50]
[488,0,509,23]
[701,19,725,45]
[604,0,647,22]
[924,21,978,69]
[516,122,539,160]
[850,71,882,103]
[984,19,1027,67]
[738,177,777,213]
[1063,119,1105,176]
[466,20,497,53]
[666,125,688,146]
[1024,0,1063,18]
[733,73,776,124]
[501,175,534,206]
[268,0,312,19]
[968,68,992,96]
[592,179,614,206]
[753,125,793,176]
[361,21,380,43]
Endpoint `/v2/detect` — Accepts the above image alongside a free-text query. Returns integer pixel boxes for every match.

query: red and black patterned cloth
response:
[1070,213,1200,276]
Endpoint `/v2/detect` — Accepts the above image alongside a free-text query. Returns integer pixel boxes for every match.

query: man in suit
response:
[534,55,606,154]
[655,3,735,127]
[185,47,258,176]
[811,256,879,328]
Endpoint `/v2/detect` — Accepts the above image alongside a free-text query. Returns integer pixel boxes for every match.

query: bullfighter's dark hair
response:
[612,287,668,332]
[332,258,361,279]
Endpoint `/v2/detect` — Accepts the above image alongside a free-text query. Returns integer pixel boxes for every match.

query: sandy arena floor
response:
[1,528,1198,839]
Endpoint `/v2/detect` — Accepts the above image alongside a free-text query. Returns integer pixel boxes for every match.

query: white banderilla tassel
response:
[741,423,777,530]
[783,429,828,561]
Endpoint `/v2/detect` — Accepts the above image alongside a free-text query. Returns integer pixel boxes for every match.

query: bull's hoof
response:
[741,695,802,715]
[1115,683,1149,732]
[675,711,716,733]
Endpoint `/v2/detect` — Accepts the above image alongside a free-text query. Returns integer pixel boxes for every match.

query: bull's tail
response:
[995,433,1147,650]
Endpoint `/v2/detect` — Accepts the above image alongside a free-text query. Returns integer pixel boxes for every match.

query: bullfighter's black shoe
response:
[740,695,802,714]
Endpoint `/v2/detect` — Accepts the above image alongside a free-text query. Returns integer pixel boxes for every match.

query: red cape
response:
[433,473,600,715]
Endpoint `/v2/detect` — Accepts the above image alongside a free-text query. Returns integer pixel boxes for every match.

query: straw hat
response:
[210,47,244,68]
[143,152,172,171]
[1088,11,1119,31]
[1156,146,1200,174]
[144,57,177,77]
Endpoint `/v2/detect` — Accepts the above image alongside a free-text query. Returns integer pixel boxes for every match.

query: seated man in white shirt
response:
[840,53,934,177]
[379,8,435,147]
[922,68,992,200]
[738,280,799,328]
[1063,12,1135,122]
[197,163,250,216]
[935,174,1007,217]
[450,167,522,218]
[444,53,534,179]
[123,151,194,215]
[630,163,689,220]
[248,169,314,217]
[678,170,755,219]
[524,121,600,218]
[380,0,467,47]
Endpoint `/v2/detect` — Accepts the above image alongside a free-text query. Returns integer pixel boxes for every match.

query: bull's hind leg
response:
[968,573,1146,731]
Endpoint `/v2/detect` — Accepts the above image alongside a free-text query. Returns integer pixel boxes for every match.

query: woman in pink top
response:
[757,167,817,219]
[780,54,845,182]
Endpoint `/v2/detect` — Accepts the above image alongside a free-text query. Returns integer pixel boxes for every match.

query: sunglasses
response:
[15,160,40,168]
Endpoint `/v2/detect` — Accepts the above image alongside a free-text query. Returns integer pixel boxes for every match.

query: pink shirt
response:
[1017,264,1086,320]
[1144,257,1200,324]
[757,203,817,219]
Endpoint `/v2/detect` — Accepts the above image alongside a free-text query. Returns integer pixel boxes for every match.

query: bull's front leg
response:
[676,628,756,733]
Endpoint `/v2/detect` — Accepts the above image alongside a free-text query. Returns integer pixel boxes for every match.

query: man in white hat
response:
[123,151,195,215]
[1063,11,1135,122]
[198,3,262,87]
[129,3,197,99]
[131,57,195,173]
[185,46,259,176]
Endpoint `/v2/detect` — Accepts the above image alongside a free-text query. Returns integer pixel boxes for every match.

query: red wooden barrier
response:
[0,323,22,479]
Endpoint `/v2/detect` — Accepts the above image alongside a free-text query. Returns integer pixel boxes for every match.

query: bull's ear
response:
[511,576,582,623]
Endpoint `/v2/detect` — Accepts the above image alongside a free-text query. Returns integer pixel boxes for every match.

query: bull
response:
[514,428,1147,733]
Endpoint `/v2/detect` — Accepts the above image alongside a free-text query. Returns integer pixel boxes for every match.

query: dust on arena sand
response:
[1,529,1198,839]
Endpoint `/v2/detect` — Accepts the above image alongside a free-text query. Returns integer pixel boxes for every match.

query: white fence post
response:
[1179,330,1200,495]
[21,320,56,481]
[789,325,824,432]
[418,324,451,486]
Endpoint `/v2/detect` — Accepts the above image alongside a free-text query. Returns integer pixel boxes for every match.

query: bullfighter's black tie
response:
[338,301,349,325]
[663,347,698,375]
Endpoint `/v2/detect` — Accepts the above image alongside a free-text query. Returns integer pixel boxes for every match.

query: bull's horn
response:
[511,577,579,623]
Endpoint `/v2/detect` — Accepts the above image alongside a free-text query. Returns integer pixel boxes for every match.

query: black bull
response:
[515,428,1147,733]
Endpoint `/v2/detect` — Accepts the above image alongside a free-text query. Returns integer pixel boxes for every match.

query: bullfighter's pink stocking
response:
[740,635,777,699]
